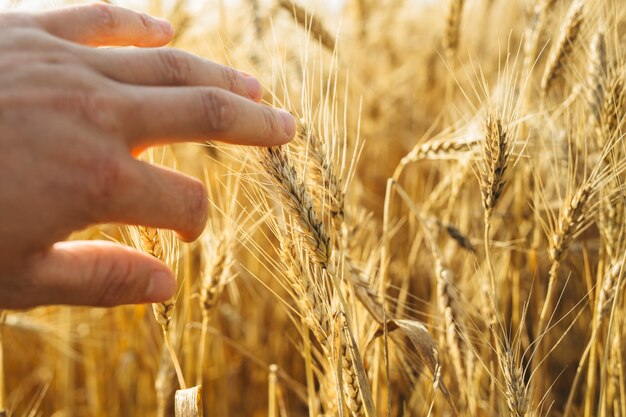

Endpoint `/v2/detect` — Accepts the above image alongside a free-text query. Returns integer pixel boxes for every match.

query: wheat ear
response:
[261,146,332,266]
[587,30,608,126]
[397,136,479,178]
[278,0,336,51]
[444,0,465,60]
[301,123,345,234]
[197,235,231,386]
[136,226,186,390]
[540,1,584,99]
[537,183,593,339]
[435,260,467,388]
[501,348,529,417]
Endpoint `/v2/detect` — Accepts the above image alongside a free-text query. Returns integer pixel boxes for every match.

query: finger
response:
[124,86,296,149]
[83,48,263,100]
[14,241,176,309]
[32,3,173,47]
[97,161,208,243]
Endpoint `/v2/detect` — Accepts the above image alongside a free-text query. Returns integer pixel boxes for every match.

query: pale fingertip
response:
[144,270,176,302]
[155,18,173,37]
[278,110,297,141]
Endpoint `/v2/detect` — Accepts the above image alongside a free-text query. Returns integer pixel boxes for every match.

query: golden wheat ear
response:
[540,1,585,100]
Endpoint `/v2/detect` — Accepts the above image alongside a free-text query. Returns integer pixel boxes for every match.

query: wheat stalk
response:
[132,226,187,391]
[334,312,376,417]
[537,182,593,341]
[397,136,479,176]
[540,1,584,99]
[278,0,336,51]
[600,73,625,145]
[435,260,467,388]
[596,262,624,325]
[587,30,608,126]
[444,0,465,60]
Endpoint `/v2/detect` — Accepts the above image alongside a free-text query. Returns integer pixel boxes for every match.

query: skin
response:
[0,3,296,309]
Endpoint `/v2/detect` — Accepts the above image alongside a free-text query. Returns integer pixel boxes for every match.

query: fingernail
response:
[145,270,176,302]
[155,18,173,36]
[278,110,296,139]
[245,76,263,101]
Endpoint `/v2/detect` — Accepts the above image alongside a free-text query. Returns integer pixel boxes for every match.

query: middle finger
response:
[82,47,263,101]
[121,85,296,151]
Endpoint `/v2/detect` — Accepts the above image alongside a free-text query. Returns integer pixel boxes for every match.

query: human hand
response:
[0,4,296,309]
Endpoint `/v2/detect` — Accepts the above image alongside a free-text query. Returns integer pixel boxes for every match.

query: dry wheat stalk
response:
[523,0,558,77]
[435,260,467,387]
[278,0,336,51]
[175,386,203,417]
[587,30,608,126]
[156,344,177,417]
[246,0,264,39]
[538,182,593,338]
[444,0,465,60]
[548,184,593,265]
[334,313,376,417]
[540,1,584,99]
[596,262,624,325]
[599,195,625,262]
[600,74,625,145]
[197,234,232,386]
[132,225,186,391]
[200,236,231,314]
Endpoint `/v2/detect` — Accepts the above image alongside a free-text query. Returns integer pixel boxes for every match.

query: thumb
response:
[20,241,176,308]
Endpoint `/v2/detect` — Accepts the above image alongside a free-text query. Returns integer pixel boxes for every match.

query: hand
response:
[0,4,296,309]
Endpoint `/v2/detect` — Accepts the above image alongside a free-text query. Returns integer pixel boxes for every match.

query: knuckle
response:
[90,3,118,31]
[83,152,124,219]
[157,49,191,85]
[138,13,151,29]
[260,106,283,140]
[94,254,138,306]
[62,90,122,132]
[198,88,235,133]
[221,66,241,92]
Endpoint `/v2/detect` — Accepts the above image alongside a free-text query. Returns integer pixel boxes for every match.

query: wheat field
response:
[2,0,626,416]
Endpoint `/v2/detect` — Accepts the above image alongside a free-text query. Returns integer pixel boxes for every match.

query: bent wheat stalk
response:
[133,226,187,391]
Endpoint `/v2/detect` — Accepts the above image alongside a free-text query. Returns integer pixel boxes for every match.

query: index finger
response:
[31,3,173,47]
[123,86,296,149]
